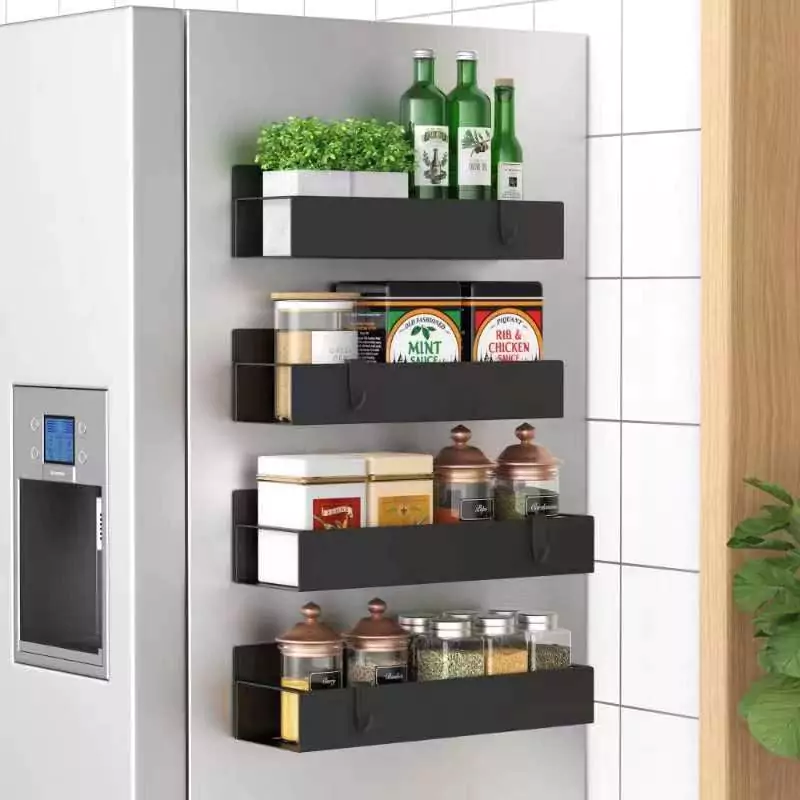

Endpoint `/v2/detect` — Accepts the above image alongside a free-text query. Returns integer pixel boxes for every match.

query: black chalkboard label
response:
[309,670,342,691]
[375,665,408,685]
[460,498,494,521]
[525,492,559,517]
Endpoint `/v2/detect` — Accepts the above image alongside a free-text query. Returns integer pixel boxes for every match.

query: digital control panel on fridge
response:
[13,385,109,680]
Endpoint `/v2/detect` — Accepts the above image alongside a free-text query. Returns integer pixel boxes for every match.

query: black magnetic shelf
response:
[232,489,594,591]
[232,164,564,260]
[234,643,595,752]
[232,329,564,425]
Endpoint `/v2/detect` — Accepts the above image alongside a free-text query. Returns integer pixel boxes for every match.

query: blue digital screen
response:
[43,416,75,466]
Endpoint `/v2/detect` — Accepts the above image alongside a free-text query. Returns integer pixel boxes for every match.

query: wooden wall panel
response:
[702,0,800,797]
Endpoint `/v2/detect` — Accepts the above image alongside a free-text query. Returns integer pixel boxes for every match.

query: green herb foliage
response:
[255,117,413,173]
[728,477,800,758]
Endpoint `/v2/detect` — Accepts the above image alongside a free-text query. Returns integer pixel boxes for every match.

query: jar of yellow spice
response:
[276,602,344,744]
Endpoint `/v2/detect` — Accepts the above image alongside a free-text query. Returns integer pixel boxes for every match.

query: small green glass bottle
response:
[447,50,492,200]
[492,78,524,200]
[400,49,449,199]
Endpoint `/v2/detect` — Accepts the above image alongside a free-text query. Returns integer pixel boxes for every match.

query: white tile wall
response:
[175,0,234,8]
[396,12,452,25]
[377,0,450,19]
[621,278,700,424]
[452,4,534,30]
[621,566,699,717]
[622,422,699,571]
[60,0,113,11]
[623,131,700,278]
[588,135,621,277]
[304,0,375,19]
[589,563,620,705]
[536,0,621,136]
[621,709,699,800]
[588,420,621,562]
[588,279,621,420]
[0,0,6,23]
[622,0,700,133]
[590,704,621,800]
[238,0,303,15]
[6,0,58,21]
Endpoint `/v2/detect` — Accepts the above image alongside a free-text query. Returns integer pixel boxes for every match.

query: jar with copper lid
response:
[346,598,410,686]
[495,423,561,520]
[276,602,344,743]
[434,425,495,524]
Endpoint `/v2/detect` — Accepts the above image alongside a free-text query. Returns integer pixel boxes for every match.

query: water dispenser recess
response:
[13,385,109,680]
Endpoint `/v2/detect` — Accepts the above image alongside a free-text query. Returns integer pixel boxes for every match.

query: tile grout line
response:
[597,699,699,723]
[384,0,540,23]
[590,128,700,139]
[588,275,701,281]
[597,559,700,575]
[588,417,700,428]
[618,0,624,795]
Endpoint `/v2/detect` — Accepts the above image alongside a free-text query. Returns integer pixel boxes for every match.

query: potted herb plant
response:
[255,116,413,199]
[727,477,800,760]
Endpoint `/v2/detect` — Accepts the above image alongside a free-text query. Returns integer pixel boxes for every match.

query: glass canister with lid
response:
[434,425,495,523]
[276,602,344,743]
[416,617,485,681]
[520,611,572,671]
[272,292,359,421]
[397,611,435,681]
[476,613,528,676]
[346,598,410,686]
[495,423,561,520]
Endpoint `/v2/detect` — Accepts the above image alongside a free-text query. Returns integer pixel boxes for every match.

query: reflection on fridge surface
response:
[13,385,109,680]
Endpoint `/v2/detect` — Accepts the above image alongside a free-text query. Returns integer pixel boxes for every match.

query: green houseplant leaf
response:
[733,556,800,613]
[760,623,800,678]
[739,674,800,759]
[745,477,795,506]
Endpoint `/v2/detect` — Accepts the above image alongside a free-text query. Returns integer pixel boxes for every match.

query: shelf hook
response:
[346,360,368,412]
[530,515,552,564]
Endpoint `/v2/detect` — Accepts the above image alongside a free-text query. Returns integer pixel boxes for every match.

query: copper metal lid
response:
[434,425,494,470]
[276,602,343,645]
[347,599,409,649]
[497,424,560,467]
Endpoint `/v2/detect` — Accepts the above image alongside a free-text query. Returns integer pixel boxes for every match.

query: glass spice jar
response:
[434,425,495,523]
[495,423,561,520]
[476,613,528,676]
[346,598,410,687]
[276,602,344,744]
[397,611,435,681]
[416,617,485,681]
[519,611,572,671]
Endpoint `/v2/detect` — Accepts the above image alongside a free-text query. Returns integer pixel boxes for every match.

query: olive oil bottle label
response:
[414,125,449,187]
[378,495,430,526]
[386,308,462,363]
[473,308,542,362]
[458,126,492,187]
[498,162,524,200]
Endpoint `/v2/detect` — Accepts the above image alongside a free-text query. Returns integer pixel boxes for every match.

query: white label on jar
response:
[310,331,358,364]
[414,125,449,187]
[386,309,462,363]
[458,126,492,187]
[474,309,541,362]
[498,162,523,200]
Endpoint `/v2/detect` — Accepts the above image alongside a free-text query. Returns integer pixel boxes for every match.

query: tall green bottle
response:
[492,78,524,200]
[447,50,492,200]
[400,49,449,199]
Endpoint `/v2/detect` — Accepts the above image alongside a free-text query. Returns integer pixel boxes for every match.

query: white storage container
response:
[257,454,367,530]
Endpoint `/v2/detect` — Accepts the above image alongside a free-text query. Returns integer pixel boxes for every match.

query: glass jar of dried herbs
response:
[475,613,528,676]
[495,423,561,520]
[416,617,485,681]
[519,611,572,671]
[345,598,410,686]
[397,611,435,681]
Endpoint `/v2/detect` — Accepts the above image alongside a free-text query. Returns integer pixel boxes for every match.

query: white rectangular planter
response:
[349,171,408,199]
[261,170,407,199]
[261,169,350,198]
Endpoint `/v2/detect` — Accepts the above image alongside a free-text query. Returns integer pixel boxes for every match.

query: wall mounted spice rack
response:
[232,329,564,425]
[232,165,565,260]
[234,643,594,752]
[232,489,594,591]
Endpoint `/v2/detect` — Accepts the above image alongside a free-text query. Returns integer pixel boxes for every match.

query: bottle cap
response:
[413,48,434,58]
[456,50,478,61]
[495,78,515,88]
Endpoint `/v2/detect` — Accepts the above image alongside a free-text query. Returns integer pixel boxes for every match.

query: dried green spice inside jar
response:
[534,644,571,670]
[417,649,484,681]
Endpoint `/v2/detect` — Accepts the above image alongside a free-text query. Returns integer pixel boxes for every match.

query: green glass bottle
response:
[447,50,492,200]
[400,49,449,199]
[492,78,524,200]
